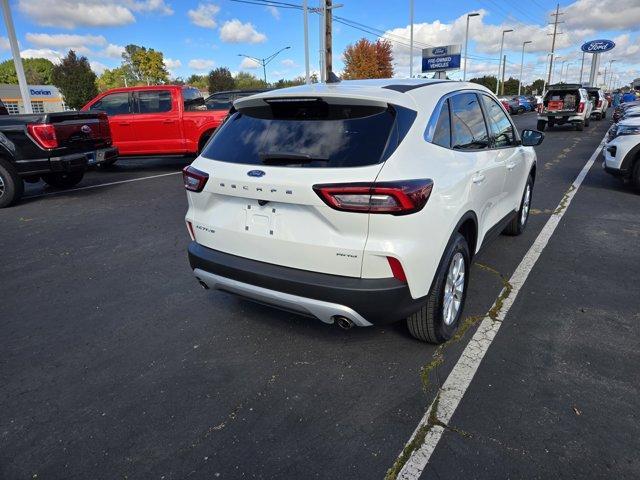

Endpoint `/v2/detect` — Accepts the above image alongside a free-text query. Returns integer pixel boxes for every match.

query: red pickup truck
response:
[82,85,226,157]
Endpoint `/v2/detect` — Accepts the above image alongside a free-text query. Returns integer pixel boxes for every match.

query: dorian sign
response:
[581,39,615,53]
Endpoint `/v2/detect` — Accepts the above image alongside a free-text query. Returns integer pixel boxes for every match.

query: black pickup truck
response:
[0,111,118,207]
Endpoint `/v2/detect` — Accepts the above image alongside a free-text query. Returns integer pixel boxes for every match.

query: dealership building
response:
[0,84,68,114]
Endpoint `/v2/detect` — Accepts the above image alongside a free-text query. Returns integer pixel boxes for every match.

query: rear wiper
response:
[259,151,328,165]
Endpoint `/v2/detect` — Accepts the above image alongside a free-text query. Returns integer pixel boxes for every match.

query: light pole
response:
[409,0,414,78]
[579,51,586,84]
[463,13,480,81]
[607,59,617,92]
[1,0,31,113]
[518,40,532,95]
[238,46,291,83]
[495,29,513,95]
[562,62,573,83]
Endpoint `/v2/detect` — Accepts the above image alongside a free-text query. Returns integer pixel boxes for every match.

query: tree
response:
[342,38,394,80]
[527,78,545,95]
[51,50,98,109]
[233,72,267,90]
[501,77,520,96]
[0,58,55,84]
[208,67,235,93]
[96,66,128,91]
[469,75,497,92]
[121,44,168,85]
[186,74,208,91]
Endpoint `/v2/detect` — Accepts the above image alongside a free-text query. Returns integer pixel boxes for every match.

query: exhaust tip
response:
[334,316,354,330]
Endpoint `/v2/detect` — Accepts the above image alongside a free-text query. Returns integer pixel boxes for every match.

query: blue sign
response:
[422,54,461,72]
[247,170,265,177]
[581,39,615,53]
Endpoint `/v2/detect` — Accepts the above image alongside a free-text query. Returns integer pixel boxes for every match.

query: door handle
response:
[118,122,131,126]
[472,173,486,184]
[163,119,176,124]
[506,162,516,170]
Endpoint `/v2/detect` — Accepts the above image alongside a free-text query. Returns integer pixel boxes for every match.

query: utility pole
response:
[303,0,310,84]
[318,0,324,82]
[324,0,332,80]
[578,51,585,84]
[409,0,414,78]
[546,3,564,88]
[518,40,532,95]
[1,0,32,113]
[495,29,513,95]
[463,13,480,81]
[500,55,507,95]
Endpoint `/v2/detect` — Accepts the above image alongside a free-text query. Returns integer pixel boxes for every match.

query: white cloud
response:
[240,57,260,69]
[0,37,10,50]
[26,33,107,49]
[17,0,172,29]
[564,0,640,31]
[90,60,108,75]
[266,6,280,20]
[219,19,267,44]
[281,58,295,68]
[164,58,182,70]
[189,58,215,70]
[188,3,220,29]
[20,48,64,64]
[99,44,126,59]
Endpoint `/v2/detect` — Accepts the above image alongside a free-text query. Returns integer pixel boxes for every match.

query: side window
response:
[136,90,172,114]
[206,94,232,111]
[90,92,130,116]
[449,93,489,150]
[183,88,206,111]
[431,99,451,148]
[481,95,515,148]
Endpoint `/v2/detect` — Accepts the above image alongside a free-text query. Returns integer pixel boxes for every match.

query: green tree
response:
[527,78,545,95]
[186,74,208,91]
[96,66,128,92]
[342,38,394,80]
[0,57,55,84]
[501,77,520,96]
[121,44,168,85]
[51,50,98,109]
[208,67,235,93]
[233,71,267,90]
[469,75,497,92]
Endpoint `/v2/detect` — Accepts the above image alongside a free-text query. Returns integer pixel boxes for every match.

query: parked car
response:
[205,89,271,111]
[614,105,640,124]
[537,84,593,131]
[82,85,226,158]
[513,95,535,112]
[0,98,9,115]
[498,96,521,114]
[184,79,543,343]
[586,87,608,120]
[0,111,117,207]
[613,101,640,123]
[602,117,640,190]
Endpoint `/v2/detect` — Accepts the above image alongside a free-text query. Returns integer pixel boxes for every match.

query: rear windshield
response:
[544,90,580,109]
[201,99,401,168]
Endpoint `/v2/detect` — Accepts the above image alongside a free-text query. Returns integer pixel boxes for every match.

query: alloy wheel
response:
[521,184,531,226]
[443,252,465,326]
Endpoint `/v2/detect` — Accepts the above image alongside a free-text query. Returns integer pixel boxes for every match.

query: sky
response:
[0,0,639,88]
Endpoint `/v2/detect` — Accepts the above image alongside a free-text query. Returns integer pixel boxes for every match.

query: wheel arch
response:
[198,128,216,153]
[454,210,479,258]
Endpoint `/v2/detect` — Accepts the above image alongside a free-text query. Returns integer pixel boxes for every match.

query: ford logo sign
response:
[80,125,91,134]
[247,170,265,177]
[432,47,447,55]
[581,39,615,53]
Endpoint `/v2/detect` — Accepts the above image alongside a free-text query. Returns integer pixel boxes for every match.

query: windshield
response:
[201,99,405,168]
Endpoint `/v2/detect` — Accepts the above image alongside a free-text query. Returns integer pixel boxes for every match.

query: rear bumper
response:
[16,147,118,176]
[188,242,425,326]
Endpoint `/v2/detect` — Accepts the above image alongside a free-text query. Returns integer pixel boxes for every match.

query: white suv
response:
[184,79,542,343]
[603,117,640,189]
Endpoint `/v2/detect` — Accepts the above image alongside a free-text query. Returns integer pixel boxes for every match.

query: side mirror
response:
[521,129,544,147]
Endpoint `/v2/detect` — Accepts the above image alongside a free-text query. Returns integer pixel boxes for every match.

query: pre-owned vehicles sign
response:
[422,44,461,72]
[581,39,615,53]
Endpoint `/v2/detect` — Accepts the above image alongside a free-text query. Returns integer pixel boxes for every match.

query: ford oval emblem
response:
[581,39,615,53]
[80,125,92,134]
[432,47,447,55]
[247,170,265,177]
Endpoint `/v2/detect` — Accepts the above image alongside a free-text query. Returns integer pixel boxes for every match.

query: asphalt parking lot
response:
[1,112,638,479]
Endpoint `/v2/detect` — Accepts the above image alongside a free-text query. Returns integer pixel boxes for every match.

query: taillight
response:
[597,100,603,108]
[186,220,196,240]
[577,102,585,113]
[313,179,433,215]
[99,114,112,143]
[183,165,209,192]
[387,256,407,282]
[27,123,58,149]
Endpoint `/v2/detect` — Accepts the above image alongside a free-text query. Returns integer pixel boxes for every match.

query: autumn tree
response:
[342,38,394,80]
[208,67,235,93]
[96,66,128,91]
[51,50,98,109]
[121,44,168,85]
[0,58,55,84]
[186,74,208,91]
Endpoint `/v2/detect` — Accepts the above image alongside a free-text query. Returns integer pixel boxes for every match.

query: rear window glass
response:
[201,100,400,168]
[206,94,232,111]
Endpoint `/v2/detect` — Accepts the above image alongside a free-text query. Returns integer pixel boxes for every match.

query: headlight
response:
[617,125,640,136]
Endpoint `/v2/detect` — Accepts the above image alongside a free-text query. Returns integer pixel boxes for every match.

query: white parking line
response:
[24,172,181,198]
[396,137,605,479]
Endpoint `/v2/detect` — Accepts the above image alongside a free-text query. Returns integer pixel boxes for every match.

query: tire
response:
[576,122,584,131]
[602,109,607,119]
[632,160,640,192]
[503,175,533,236]
[407,233,470,344]
[198,131,214,154]
[536,120,546,131]
[549,119,555,128]
[585,117,590,127]
[42,171,84,188]
[518,107,525,114]
[0,158,24,208]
